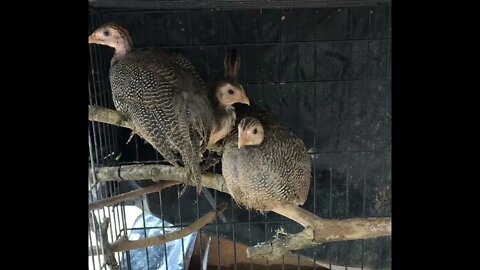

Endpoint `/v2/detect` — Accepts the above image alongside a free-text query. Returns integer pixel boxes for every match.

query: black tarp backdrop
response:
[88,2,391,268]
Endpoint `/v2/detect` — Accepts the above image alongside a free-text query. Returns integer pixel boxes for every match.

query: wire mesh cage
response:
[88,1,391,269]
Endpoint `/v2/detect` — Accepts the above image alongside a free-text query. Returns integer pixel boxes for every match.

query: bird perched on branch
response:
[88,23,249,193]
[222,116,313,227]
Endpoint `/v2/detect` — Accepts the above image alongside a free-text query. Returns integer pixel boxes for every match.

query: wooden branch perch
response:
[110,202,228,252]
[247,204,391,260]
[90,164,229,193]
[89,181,178,211]
[247,218,391,260]
[89,105,136,131]
[91,164,391,257]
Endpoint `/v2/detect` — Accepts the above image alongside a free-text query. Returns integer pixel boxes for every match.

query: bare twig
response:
[90,164,229,193]
[89,181,178,211]
[109,202,228,252]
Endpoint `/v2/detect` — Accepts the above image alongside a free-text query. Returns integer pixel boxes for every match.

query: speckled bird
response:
[222,117,311,212]
[88,23,249,193]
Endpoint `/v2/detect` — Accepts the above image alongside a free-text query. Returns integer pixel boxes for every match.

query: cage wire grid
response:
[88,3,391,270]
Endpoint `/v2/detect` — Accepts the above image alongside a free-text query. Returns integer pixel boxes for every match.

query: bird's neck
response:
[111,43,132,63]
[220,105,236,123]
[221,105,237,133]
[225,104,236,116]
[208,105,236,147]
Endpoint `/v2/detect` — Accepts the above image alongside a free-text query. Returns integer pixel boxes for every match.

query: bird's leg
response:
[178,165,201,197]
[270,204,321,229]
[200,150,220,171]
[178,183,189,197]
[125,131,136,145]
[201,187,227,223]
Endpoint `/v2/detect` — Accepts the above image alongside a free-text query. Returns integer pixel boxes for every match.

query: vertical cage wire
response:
[88,8,127,269]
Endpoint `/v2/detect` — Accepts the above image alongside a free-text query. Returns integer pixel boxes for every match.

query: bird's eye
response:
[252,128,258,134]
[228,89,234,95]
[103,31,110,36]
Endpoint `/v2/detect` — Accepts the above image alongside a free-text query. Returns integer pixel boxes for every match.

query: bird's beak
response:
[88,34,99,44]
[238,133,247,149]
[239,92,250,106]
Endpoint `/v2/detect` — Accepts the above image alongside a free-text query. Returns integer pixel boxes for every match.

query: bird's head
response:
[237,117,264,148]
[215,50,250,107]
[216,81,250,106]
[88,23,133,55]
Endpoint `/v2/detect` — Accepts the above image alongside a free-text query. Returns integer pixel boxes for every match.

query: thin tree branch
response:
[89,202,228,256]
[89,105,135,131]
[90,164,229,193]
[89,181,178,211]
[109,202,228,252]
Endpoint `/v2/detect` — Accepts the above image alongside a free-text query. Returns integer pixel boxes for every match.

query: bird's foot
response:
[200,159,220,171]
[200,151,220,171]
[178,183,188,197]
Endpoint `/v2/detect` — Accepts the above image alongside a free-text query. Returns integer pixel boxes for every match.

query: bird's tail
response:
[176,113,203,195]
[179,135,203,194]
[186,158,203,194]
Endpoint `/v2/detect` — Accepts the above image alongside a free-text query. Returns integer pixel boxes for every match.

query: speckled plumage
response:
[99,26,213,192]
[222,118,311,212]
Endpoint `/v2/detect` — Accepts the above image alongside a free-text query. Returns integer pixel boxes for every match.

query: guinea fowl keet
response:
[207,50,250,149]
[197,50,251,169]
[222,117,313,227]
